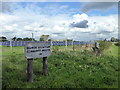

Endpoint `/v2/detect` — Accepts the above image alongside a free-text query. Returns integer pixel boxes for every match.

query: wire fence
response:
[0,41,94,46]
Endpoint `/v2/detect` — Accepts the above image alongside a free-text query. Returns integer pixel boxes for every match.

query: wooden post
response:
[27,58,33,82]
[43,57,48,76]
[73,40,74,51]
[72,40,74,51]
[90,40,92,49]
[86,43,87,48]
[94,42,99,55]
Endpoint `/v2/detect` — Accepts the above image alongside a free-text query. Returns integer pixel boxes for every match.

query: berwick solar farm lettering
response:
[26,47,50,53]
[26,49,50,53]
[25,42,51,59]
[27,46,50,49]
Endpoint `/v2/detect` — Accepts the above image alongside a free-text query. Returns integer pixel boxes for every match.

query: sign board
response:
[25,42,51,59]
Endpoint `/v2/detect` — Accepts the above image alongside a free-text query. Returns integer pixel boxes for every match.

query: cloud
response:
[70,20,88,28]
[81,2,117,12]
[88,14,118,39]
[0,2,118,41]
[73,13,88,21]
[0,2,21,13]
[1,13,118,40]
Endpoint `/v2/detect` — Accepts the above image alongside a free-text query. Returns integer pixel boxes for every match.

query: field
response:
[1,44,119,88]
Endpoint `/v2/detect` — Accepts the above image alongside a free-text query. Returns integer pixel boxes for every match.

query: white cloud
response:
[24,25,32,30]
[4,26,13,31]
[12,24,18,27]
[0,2,118,41]
[73,13,88,22]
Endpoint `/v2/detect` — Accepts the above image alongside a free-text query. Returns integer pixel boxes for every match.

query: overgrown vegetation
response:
[115,41,120,47]
[99,41,112,54]
[2,45,119,88]
[52,46,60,52]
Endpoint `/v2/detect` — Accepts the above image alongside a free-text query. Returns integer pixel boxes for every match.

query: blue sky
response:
[87,6,117,16]
[10,2,116,14]
[12,2,117,16]
[0,2,118,41]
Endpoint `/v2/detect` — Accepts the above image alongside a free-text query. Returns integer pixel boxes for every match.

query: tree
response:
[67,39,72,41]
[23,37,32,41]
[16,38,22,41]
[99,40,112,53]
[39,35,49,41]
[104,38,107,41]
[111,37,117,42]
[0,36,7,42]
[48,39,52,41]
[12,37,17,41]
[22,37,36,41]
[115,41,120,46]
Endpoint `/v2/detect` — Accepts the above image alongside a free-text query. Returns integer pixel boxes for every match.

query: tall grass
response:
[2,45,119,88]
[99,41,112,54]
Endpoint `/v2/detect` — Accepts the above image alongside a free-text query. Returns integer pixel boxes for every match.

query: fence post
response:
[95,42,99,55]
[72,40,74,51]
[10,39,12,50]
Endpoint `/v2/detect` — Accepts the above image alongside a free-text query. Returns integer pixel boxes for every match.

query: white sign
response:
[25,42,51,59]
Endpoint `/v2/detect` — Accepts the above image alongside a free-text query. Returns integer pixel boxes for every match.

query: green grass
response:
[104,44,119,59]
[1,45,119,88]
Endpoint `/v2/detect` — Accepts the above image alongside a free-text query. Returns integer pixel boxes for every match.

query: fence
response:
[0,41,94,46]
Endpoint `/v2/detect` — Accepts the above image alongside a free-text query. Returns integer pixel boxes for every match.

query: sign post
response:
[25,42,51,82]
[27,58,33,82]
[43,57,48,75]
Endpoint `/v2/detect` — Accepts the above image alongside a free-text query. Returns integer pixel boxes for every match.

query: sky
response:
[0,1,118,41]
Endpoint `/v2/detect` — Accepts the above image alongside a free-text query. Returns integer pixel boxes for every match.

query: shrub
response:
[98,41,112,53]
[115,41,120,46]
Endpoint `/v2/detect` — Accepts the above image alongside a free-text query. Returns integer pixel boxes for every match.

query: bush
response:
[99,41,112,53]
[115,41,120,46]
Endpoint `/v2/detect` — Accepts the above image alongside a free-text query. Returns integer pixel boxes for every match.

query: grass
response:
[1,44,119,88]
[104,44,118,59]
